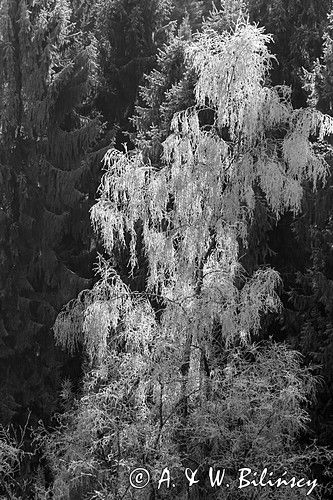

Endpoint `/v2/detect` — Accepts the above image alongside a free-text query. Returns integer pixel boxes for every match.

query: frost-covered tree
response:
[46,10,333,500]
[0,420,31,499]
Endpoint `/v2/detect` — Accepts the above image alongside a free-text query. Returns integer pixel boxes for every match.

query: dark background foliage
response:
[1,0,333,496]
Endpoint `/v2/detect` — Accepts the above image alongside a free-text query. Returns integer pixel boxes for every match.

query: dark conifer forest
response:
[2,1,333,498]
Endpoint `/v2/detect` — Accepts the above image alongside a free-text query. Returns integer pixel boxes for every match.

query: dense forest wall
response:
[1,1,333,499]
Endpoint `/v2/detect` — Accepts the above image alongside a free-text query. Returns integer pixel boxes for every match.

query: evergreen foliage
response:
[279,7,333,448]
[2,1,333,497]
[93,0,173,142]
[0,0,103,427]
[133,17,195,164]
[248,0,332,107]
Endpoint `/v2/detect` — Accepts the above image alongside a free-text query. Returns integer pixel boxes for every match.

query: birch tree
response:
[49,12,333,500]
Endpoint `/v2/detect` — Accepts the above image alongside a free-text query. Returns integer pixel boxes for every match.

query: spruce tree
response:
[281,7,333,448]
[133,15,196,165]
[248,0,332,107]
[0,0,103,427]
[93,0,173,145]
